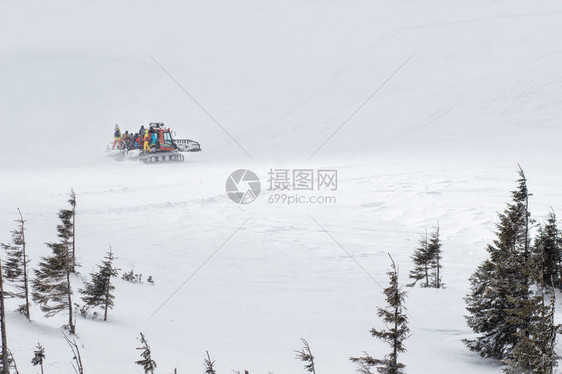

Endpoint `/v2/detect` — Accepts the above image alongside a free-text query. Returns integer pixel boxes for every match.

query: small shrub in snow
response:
[122,270,143,284]
[136,332,157,374]
[64,334,84,374]
[31,343,46,374]
[295,338,316,374]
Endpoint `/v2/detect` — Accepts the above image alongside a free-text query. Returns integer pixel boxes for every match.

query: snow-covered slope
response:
[2,161,561,373]
[1,0,562,373]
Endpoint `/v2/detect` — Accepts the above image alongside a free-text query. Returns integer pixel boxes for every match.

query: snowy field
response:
[2,0,562,373]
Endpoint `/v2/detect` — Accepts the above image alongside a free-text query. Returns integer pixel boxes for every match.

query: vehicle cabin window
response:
[164,133,171,142]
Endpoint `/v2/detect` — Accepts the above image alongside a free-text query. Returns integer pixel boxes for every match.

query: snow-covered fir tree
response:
[407,231,431,287]
[32,241,75,334]
[408,225,443,289]
[532,211,562,290]
[502,233,562,373]
[351,255,409,374]
[32,201,77,334]
[0,209,31,319]
[427,224,443,288]
[58,190,78,273]
[464,167,532,359]
[295,338,316,374]
[80,249,119,321]
[31,343,45,374]
[502,287,560,374]
[540,294,560,374]
[136,333,156,374]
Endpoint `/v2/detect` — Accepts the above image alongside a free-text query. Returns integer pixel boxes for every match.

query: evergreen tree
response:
[350,255,409,374]
[58,190,78,273]
[1,209,31,319]
[408,225,443,288]
[136,332,156,374]
[31,193,79,334]
[502,288,560,374]
[427,224,443,288]
[204,351,216,374]
[80,249,119,321]
[0,257,10,374]
[533,211,562,290]
[542,294,560,373]
[407,231,431,287]
[295,338,316,374]
[464,167,532,359]
[32,205,76,334]
[31,343,45,374]
[503,236,562,373]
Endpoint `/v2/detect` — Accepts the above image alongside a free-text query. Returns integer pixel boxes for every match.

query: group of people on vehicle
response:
[112,124,159,152]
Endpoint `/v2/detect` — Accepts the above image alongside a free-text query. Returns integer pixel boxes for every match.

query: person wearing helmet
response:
[112,125,122,150]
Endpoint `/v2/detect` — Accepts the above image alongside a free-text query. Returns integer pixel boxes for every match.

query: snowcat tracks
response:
[139,152,185,164]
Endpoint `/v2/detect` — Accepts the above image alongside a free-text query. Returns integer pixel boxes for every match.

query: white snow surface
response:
[1,0,562,373]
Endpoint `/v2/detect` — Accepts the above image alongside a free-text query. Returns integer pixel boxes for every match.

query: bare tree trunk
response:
[65,200,76,335]
[17,209,30,320]
[64,334,84,374]
[424,230,429,287]
[0,258,10,374]
[66,271,75,335]
[104,287,109,322]
[390,255,399,370]
[71,190,76,273]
